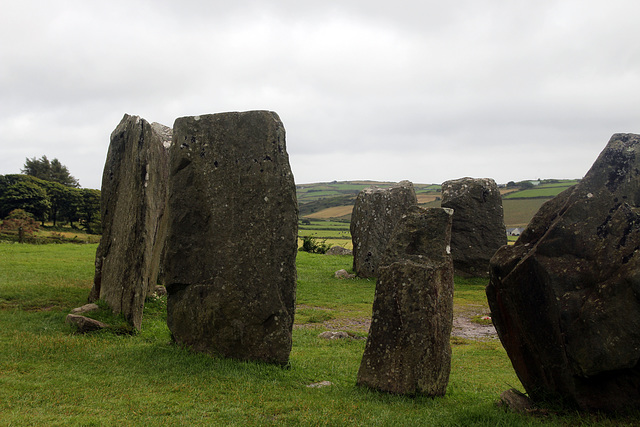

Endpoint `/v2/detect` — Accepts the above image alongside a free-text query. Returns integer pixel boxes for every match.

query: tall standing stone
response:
[350,181,417,278]
[487,133,640,412]
[88,114,170,330]
[164,111,297,365]
[357,206,454,395]
[441,177,506,277]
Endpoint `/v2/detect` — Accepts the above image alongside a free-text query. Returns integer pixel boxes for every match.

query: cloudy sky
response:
[1,0,639,189]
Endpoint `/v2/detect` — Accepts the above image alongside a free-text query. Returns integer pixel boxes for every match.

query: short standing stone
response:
[350,181,417,278]
[88,114,170,330]
[357,206,454,396]
[441,177,506,277]
[487,133,640,412]
[164,111,298,365]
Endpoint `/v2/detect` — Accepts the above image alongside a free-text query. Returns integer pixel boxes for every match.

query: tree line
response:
[0,156,101,234]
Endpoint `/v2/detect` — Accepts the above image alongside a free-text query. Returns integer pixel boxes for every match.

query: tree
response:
[78,188,101,234]
[22,155,80,187]
[40,180,82,227]
[0,174,100,230]
[0,179,51,223]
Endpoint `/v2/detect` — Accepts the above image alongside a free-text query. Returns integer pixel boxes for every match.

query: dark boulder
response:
[350,181,417,278]
[357,206,454,396]
[487,133,640,412]
[88,114,170,330]
[164,111,298,365]
[441,177,506,277]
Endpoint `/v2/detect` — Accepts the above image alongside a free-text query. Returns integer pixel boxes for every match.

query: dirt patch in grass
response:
[297,306,497,341]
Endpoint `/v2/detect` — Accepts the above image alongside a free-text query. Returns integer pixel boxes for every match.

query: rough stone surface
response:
[326,246,352,256]
[88,114,170,330]
[487,133,640,412]
[70,303,99,314]
[441,177,506,277]
[153,285,167,296]
[357,206,454,396]
[164,111,297,365]
[66,314,110,333]
[350,181,417,278]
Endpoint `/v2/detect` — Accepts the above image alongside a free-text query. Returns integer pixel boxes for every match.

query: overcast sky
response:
[1,0,639,189]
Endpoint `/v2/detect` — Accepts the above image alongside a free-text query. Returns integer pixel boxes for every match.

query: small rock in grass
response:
[70,303,99,314]
[318,331,350,340]
[334,269,355,279]
[66,314,110,333]
[307,381,333,388]
[326,246,352,256]
[499,388,536,413]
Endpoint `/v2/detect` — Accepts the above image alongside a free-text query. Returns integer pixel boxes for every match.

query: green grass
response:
[0,242,95,311]
[2,243,637,425]
[503,187,567,199]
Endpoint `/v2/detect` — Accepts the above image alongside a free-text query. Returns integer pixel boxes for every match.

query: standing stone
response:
[88,114,170,330]
[357,206,454,396]
[350,181,417,278]
[164,111,297,365]
[487,133,640,412]
[441,177,506,277]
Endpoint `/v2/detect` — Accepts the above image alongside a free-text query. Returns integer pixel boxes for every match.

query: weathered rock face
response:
[164,110,298,365]
[88,114,170,330]
[350,181,417,278]
[357,206,454,396]
[441,177,506,277]
[487,133,640,412]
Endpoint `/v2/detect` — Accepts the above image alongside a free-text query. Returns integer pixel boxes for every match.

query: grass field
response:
[503,181,578,200]
[304,205,353,220]
[503,187,567,199]
[2,243,637,425]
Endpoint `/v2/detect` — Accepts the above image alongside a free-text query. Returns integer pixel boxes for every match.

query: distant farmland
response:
[296,179,578,236]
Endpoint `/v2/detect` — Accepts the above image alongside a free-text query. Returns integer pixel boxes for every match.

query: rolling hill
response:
[296,179,578,228]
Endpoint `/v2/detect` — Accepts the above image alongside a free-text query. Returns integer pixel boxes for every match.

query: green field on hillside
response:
[503,180,578,199]
[502,199,550,227]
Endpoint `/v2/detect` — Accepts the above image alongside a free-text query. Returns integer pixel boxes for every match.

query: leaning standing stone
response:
[357,206,454,396]
[350,181,417,278]
[441,177,506,277]
[88,114,170,330]
[487,133,640,412]
[164,111,297,365]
